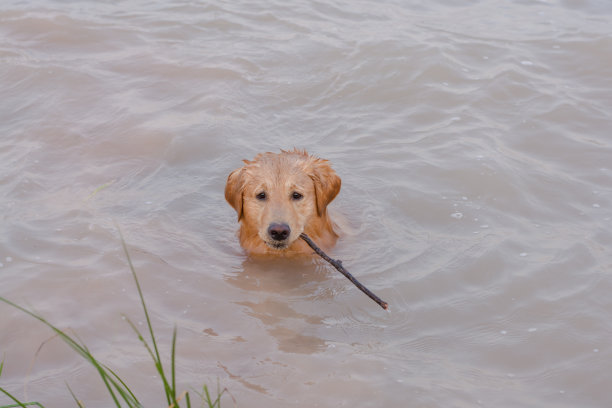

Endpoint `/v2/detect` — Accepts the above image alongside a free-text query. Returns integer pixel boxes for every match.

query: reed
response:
[0,230,228,408]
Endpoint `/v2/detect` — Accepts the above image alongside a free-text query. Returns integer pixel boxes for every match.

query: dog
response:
[225,149,341,256]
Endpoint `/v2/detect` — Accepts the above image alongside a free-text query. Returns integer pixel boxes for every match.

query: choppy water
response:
[2,0,612,407]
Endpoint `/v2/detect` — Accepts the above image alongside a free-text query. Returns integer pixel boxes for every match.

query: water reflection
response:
[226,257,332,354]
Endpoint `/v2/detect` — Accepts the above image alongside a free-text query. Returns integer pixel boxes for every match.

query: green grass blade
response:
[66,383,85,408]
[202,385,222,408]
[0,385,29,408]
[116,226,181,406]
[0,297,139,408]
[116,227,173,406]
[202,385,211,407]
[122,316,175,404]
[0,402,44,408]
[1,229,224,408]
[101,364,140,406]
[171,326,177,402]
[122,316,156,362]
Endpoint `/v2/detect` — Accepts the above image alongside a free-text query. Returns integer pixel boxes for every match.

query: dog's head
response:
[225,149,341,251]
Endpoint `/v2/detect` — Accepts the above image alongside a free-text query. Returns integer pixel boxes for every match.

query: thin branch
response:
[300,234,389,310]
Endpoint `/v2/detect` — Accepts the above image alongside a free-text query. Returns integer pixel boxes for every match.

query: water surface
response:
[2,0,612,406]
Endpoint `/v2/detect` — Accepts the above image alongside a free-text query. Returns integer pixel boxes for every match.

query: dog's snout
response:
[268,223,291,241]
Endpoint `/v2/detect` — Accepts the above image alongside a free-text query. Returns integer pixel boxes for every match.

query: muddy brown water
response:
[2,1,612,407]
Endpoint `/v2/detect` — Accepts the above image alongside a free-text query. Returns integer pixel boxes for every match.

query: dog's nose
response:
[268,223,291,241]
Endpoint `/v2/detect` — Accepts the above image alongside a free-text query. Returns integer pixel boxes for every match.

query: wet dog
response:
[225,149,341,256]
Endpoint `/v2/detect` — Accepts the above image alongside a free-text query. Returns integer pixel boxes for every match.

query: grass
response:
[0,229,230,408]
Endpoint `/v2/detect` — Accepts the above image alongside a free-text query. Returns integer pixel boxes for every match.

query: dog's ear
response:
[225,167,246,220]
[309,159,341,217]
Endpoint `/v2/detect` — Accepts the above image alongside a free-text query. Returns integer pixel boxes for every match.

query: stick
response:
[300,233,389,311]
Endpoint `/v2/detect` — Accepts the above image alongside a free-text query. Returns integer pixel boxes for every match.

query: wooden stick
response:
[300,233,389,310]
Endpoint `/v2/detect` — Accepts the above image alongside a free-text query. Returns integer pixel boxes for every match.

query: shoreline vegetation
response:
[0,229,230,408]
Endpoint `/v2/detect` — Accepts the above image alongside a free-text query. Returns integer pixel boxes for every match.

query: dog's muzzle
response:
[267,223,291,248]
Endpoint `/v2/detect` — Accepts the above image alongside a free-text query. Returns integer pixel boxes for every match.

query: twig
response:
[300,233,389,310]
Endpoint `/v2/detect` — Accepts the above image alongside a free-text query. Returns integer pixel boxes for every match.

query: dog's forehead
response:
[243,154,312,188]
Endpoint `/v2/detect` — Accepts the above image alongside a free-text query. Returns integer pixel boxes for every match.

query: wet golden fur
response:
[225,149,341,256]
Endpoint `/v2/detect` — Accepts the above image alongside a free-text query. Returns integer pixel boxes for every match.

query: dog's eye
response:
[256,192,267,201]
[291,192,303,200]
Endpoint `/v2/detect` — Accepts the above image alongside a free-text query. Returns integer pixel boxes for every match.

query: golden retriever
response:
[225,149,341,256]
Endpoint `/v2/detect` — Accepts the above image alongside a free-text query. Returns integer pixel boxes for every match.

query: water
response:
[2,0,612,406]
